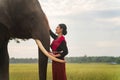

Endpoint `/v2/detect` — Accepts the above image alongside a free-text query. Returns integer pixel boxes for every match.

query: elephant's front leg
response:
[39,49,48,80]
[0,40,9,80]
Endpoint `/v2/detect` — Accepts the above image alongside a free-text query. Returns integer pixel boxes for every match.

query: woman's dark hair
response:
[59,24,67,35]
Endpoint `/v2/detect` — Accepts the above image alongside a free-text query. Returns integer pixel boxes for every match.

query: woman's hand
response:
[49,52,61,57]
[49,52,54,56]
[53,54,61,57]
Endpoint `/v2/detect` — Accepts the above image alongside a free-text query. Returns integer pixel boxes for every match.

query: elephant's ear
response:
[35,39,66,63]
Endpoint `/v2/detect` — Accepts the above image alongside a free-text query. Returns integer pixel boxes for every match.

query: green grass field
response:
[10,63,120,80]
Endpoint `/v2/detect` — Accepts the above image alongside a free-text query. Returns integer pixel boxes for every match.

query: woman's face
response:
[56,26,63,34]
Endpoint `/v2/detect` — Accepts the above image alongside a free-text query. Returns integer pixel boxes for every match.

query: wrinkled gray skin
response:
[0,0,50,80]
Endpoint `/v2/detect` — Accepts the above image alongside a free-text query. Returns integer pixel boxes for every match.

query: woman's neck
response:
[58,33,63,37]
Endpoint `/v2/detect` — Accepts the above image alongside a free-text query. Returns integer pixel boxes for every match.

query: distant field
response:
[10,63,120,80]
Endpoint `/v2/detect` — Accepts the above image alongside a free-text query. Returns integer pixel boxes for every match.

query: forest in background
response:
[10,56,120,64]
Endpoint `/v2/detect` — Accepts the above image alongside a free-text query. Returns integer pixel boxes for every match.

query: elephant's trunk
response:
[35,39,65,63]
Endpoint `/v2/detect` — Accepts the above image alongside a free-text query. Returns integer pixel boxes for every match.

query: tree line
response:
[65,56,120,64]
[10,56,120,64]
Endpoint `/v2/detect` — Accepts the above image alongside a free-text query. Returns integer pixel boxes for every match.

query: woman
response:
[49,24,68,80]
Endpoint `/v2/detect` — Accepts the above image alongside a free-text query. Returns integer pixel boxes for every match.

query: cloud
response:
[40,0,120,16]
[96,41,120,48]
[40,0,120,29]
[96,17,120,26]
[40,0,98,16]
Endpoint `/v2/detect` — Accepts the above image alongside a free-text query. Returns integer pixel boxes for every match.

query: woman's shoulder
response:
[59,36,66,41]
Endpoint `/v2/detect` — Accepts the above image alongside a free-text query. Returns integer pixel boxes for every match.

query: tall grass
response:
[10,63,120,80]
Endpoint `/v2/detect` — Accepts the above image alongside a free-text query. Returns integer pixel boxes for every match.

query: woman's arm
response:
[57,41,68,58]
[49,30,58,39]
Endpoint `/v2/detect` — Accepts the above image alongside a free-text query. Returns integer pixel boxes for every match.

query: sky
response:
[8,0,120,58]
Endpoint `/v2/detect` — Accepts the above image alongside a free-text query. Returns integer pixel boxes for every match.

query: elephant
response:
[0,0,65,80]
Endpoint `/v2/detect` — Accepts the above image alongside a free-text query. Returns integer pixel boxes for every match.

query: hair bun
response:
[63,29,67,35]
